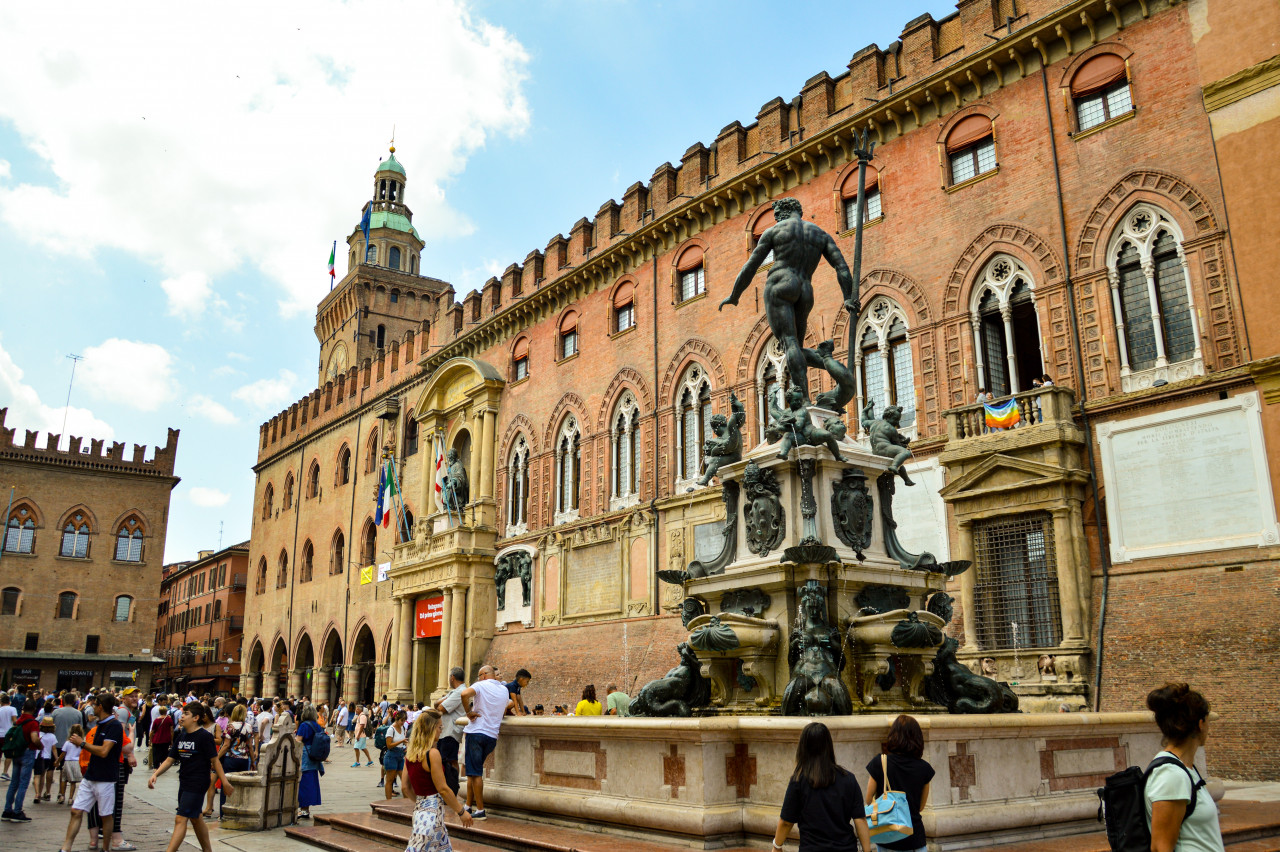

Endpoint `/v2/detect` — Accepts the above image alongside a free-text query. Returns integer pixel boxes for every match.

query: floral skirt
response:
[406,794,452,852]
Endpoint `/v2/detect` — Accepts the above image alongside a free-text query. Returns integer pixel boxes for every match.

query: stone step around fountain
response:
[285,798,761,852]
[285,793,1280,852]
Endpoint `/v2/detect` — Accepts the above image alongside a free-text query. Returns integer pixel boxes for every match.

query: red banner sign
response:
[415,596,444,638]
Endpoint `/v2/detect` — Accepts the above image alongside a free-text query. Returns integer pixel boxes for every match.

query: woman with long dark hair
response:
[773,722,870,852]
[574,685,602,716]
[1146,683,1223,852]
[863,715,934,852]
[296,704,323,819]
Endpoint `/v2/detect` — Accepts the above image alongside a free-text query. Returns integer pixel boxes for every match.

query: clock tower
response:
[315,146,450,388]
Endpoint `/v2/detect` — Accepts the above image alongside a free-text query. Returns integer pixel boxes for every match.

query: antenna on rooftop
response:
[218,520,224,551]
[60,354,83,451]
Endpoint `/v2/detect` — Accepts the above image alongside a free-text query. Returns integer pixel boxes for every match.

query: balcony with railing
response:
[943,386,1077,442]
[229,615,244,633]
[230,573,247,591]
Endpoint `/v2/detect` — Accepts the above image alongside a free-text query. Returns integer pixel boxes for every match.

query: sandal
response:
[57,795,64,804]
[111,843,139,851]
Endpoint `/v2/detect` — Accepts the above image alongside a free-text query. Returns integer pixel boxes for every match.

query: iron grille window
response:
[25,632,38,651]
[972,512,1062,651]
[513,356,528,381]
[85,635,99,654]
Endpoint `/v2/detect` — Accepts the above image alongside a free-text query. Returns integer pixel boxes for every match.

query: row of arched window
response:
[3,503,146,563]
[253,510,414,594]
[499,198,1202,532]
[1,587,133,622]
[260,417,418,524]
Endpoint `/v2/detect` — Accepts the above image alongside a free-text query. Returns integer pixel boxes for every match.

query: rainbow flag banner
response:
[984,397,1021,429]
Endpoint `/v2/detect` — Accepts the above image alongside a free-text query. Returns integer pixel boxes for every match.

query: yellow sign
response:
[360,565,375,585]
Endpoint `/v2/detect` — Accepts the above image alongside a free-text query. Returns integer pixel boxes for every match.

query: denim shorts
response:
[463,733,497,777]
[383,748,406,772]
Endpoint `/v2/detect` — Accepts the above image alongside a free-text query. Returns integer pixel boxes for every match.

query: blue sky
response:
[0,0,957,562]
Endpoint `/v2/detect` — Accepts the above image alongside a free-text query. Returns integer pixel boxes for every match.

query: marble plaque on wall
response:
[893,457,950,561]
[694,521,726,563]
[564,541,622,616]
[1099,392,1279,561]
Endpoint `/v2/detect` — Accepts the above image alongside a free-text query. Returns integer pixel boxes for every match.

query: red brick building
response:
[244,0,1280,778]
[153,541,248,695]
[0,408,178,694]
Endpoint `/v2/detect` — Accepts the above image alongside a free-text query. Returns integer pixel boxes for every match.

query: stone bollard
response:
[219,733,301,830]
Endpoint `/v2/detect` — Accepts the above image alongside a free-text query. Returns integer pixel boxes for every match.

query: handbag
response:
[865,754,914,844]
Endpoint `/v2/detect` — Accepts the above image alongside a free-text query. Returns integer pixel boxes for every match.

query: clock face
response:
[327,343,349,379]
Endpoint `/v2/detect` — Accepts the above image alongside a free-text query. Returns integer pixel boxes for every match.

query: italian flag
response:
[379,462,399,528]
[327,241,336,281]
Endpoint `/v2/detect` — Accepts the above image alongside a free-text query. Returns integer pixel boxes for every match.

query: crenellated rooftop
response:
[0,407,180,479]
[258,0,1171,458]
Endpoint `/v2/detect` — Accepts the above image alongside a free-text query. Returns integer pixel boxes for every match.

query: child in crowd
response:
[58,725,83,805]
[34,716,57,803]
[148,702,233,852]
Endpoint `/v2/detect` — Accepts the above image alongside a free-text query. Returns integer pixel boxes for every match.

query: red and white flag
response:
[434,437,446,501]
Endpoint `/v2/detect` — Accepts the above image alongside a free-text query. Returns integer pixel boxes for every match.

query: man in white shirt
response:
[459,666,514,819]
[256,705,274,753]
[433,668,466,796]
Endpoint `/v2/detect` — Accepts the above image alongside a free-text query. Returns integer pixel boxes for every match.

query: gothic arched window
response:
[555,417,581,523]
[276,550,288,588]
[611,393,642,508]
[968,255,1044,397]
[854,298,916,431]
[60,512,91,558]
[1106,205,1202,391]
[676,365,713,487]
[262,483,274,521]
[756,339,787,441]
[330,529,345,575]
[4,504,36,554]
[115,516,145,562]
[300,540,314,583]
[506,436,531,534]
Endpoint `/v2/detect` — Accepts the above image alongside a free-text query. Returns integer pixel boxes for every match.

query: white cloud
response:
[0,160,9,180]
[0,335,113,443]
[160,272,216,319]
[188,394,238,425]
[211,365,240,378]
[0,1,530,317]
[189,487,230,508]
[233,369,298,411]
[79,338,176,412]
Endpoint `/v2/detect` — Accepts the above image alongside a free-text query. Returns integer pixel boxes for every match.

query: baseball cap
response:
[121,687,140,696]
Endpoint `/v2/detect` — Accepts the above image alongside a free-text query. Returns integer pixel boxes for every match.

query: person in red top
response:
[401,710,470,852]
[150,707,174,771]
[2,698,41,822]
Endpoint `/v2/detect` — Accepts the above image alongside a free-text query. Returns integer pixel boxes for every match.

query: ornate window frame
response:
[1105,204,1204,392]
[554,415,581,525]
[853,297,917,441]
[506,435,531,536]
[968,254,1044,396]
[756,338,788,442]
[610,392,642,511]
[674,364,713,492]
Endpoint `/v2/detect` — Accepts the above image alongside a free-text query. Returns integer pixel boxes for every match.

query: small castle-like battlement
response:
[258,322,434,464]
[0,408,180,478]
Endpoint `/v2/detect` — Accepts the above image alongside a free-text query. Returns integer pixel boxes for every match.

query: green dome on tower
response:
[376,149,406,177]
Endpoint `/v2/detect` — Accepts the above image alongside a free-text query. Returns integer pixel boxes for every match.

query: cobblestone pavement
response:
[0,742,399,851]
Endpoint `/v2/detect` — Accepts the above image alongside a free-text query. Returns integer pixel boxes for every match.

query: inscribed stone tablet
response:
[1101,393,1278,560]
[564,541,622,615]
[694,521,726,563]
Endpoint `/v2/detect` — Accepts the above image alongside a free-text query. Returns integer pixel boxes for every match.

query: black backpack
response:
[1097,754,1205,852]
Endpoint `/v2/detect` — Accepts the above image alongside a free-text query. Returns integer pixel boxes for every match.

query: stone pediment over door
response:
[939,453,1087,511]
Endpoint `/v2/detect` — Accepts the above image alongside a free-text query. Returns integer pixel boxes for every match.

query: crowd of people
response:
[4,676,1222,852]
